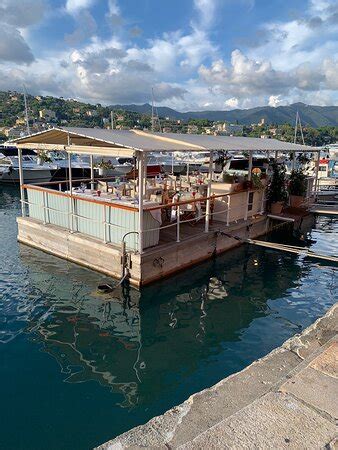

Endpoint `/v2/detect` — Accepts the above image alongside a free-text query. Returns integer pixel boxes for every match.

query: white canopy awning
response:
[8,126,318,156]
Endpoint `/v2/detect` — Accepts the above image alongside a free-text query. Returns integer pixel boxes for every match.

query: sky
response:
[0,0,337,111]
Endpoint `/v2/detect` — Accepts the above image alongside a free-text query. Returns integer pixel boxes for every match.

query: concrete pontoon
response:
[10,127,319,286]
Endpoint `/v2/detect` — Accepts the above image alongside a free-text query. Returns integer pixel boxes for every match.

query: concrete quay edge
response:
[96,302,338,449]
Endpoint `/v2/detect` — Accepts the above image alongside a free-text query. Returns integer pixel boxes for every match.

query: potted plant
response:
[251,173,264,190]
[288,169,307,207]
[222,172,242,192]
[267,162,287,214]
[96,160,114,176]
[36,150,52,165]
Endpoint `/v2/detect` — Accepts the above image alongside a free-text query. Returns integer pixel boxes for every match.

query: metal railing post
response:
[176,206,180,242]
[244,191,249,221]
[69,197,74,232]
[42,191,47,225]
[67,152,74,233]
[103,206,107,243]
[260,189,265,214]
[226,195,230,226]
[205,151,213,232]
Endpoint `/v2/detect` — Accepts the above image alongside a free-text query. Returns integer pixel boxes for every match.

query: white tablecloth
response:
[70,190,162,224]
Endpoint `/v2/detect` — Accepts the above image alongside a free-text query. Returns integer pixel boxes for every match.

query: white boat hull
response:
[0,167,53,184]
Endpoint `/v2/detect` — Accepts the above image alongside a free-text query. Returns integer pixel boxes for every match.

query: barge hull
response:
[17,215,270,287]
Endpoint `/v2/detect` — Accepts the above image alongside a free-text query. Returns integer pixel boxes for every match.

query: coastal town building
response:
[39,109,56,121]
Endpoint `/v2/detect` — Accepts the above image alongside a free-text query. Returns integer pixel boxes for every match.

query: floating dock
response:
[11,127,320,286]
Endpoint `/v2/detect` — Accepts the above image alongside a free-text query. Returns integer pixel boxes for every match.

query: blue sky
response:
[0,0,337,110]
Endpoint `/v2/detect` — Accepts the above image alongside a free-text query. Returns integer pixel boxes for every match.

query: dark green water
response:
[0,185,337,450]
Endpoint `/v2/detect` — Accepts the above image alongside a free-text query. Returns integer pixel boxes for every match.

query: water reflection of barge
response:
[20,242,308,407]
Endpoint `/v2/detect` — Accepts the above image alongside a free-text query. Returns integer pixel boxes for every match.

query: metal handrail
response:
[22,184,267,248]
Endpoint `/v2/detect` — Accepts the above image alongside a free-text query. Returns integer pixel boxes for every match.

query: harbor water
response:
[0,185,337,450]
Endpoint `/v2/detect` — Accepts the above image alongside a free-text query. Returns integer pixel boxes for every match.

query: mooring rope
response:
[246,239,338,263]
[218,230,338,263]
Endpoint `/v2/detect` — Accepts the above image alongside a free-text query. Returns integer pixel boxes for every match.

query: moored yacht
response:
[0,147,55,184]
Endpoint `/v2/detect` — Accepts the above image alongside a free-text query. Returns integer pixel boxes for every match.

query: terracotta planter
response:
[271,201,284,214]
[289,195,304,208]
[232,182,244,192]
[98,167,114,176]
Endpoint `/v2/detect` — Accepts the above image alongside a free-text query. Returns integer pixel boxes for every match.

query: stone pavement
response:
[96,303,338,449]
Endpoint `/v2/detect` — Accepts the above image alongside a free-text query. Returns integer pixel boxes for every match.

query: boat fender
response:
[97,283,114,293]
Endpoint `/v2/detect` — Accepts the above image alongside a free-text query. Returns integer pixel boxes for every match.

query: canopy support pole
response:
[292,152,296,171]
[205,151,213,233]
[138,151,144,254]
[314,151,320,201]
[67,136,74,233]
[90,155,95,190]
[248,152,253,181]
[18,147,25,217]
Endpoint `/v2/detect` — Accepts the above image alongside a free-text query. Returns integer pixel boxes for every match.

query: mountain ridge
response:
[110,102,338,127]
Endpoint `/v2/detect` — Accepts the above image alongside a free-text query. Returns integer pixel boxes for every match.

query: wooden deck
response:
[144,218,248,252]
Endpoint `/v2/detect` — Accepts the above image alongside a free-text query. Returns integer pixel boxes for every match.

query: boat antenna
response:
[155,104,162,133]
[23,84,31,135]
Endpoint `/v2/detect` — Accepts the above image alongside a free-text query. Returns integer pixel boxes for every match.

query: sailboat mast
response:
[298,114,305,145]
[293,110,298,144]
[23,85,30,135]
[111,110,114,130]
[151,88,155,133]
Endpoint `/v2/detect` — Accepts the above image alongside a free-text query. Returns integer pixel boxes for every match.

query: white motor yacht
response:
[147,153,186,174]
[0,153,55,184]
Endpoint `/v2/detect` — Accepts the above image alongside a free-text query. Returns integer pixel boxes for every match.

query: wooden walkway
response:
[310,203,338,216]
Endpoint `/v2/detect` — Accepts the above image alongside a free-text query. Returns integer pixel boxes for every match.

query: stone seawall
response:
[97,303,338,449]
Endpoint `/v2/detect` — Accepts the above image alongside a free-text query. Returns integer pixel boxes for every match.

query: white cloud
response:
[199,50,295,96]
[193,0,216,29]
[107,0,120,16]
[0,0,337,110]
[0,0,47,27]
[0,24,35,64]
[65,0,96,14]
[0,0,47,65]
[198,49,338,109]
[224,97,239,109]
[323,58,338,89]
[64,10,97,45]
[268,95,282,107]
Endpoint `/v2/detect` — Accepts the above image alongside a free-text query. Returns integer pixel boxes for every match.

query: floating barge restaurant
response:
[11,127,319,286]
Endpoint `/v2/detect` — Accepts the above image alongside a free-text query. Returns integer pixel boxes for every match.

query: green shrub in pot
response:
[288,169,307,207]
[267,162,287,214]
